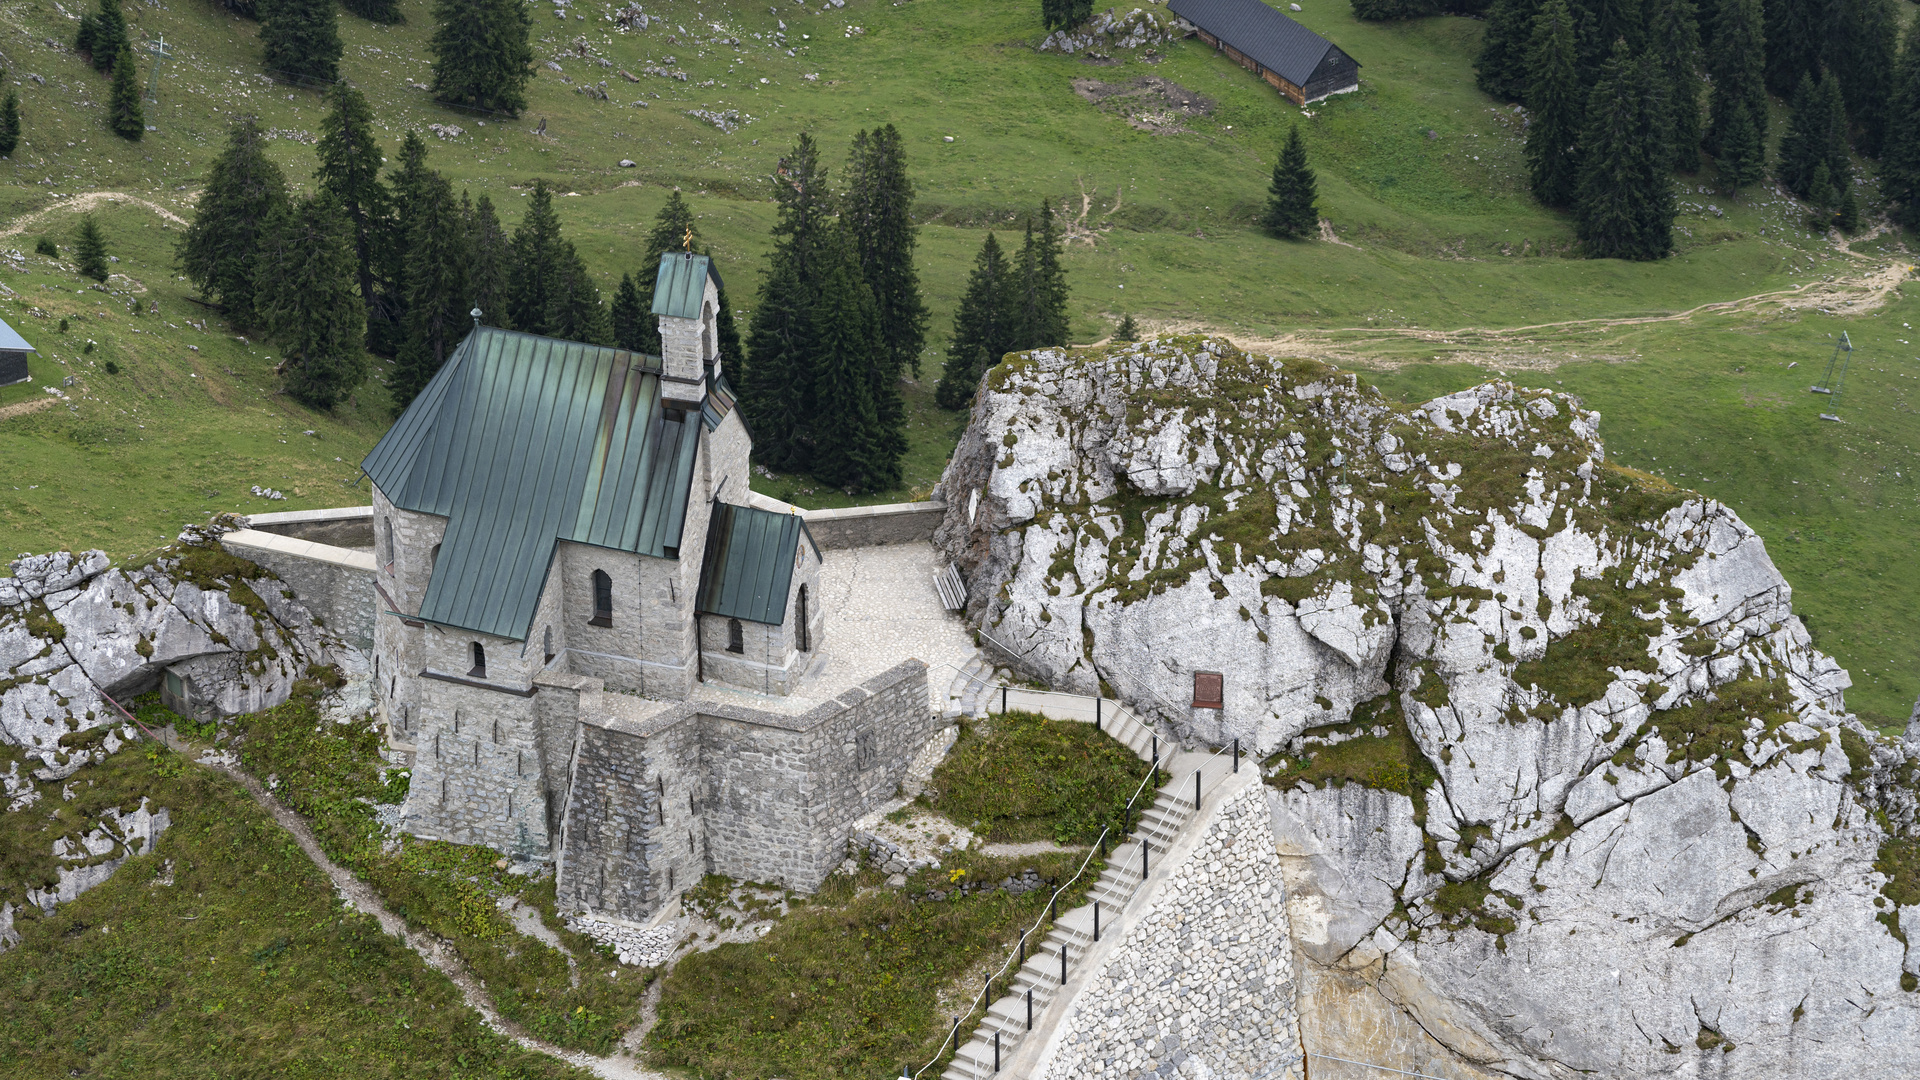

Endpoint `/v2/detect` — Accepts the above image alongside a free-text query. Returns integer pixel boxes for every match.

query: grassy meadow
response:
[0,11,1912,693]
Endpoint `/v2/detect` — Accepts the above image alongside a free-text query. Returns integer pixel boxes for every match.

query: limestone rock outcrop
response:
[935,336,1919,1079]
[1,532,331,773]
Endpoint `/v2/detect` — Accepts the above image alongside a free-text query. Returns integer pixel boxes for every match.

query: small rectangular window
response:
[1192,671,1224,709]
[727,617,744,653]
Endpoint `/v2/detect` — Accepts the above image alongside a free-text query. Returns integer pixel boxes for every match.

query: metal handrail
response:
[908,820,1115,1080]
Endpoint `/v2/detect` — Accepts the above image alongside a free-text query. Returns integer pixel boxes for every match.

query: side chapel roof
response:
[696,501,819,626]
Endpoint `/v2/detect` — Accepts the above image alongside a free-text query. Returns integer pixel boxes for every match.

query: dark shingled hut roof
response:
[1168,0,1351,87]
[361,326,698,641]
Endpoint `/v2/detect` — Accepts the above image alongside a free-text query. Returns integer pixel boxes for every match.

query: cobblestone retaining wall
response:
[1037,783,1304,1080]
[218,529,377,651]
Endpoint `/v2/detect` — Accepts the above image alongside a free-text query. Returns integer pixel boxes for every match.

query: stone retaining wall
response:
[218,529,377,651]
[1034,782,1304,1080]
[745,493,946,550]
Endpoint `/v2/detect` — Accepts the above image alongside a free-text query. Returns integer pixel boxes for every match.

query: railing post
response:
[1060,945,1067,984]
[1093,900,1100,941]
[1234,738,1240,773]
[1019,930,1026,966]
[1152,735,1158,764]
[1142,836,1149,878]
[993,1031,1000,1073]
[951,1014,961,1050]
[1096,697,1102,732]
[1195,770,1202,810]
[1001,686,1007,714]
[1026,987,1033,1029]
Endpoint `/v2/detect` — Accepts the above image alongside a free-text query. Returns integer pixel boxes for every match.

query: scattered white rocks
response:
[427,124,465,139]
[565,913,675,966]
[1039,8,1190,56]
[2,798,171,952]
[848,801,973,876]
[250,485,287,500]
[686,108,747,133]
[1037,785,1300,1080]
[618,159,637,168]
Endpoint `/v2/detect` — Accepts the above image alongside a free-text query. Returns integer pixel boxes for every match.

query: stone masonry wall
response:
[218,532,377,651]
[398,677,552,858]
[1036,783,1304,1080]
[556,712,705,922]
[700,659,935,891]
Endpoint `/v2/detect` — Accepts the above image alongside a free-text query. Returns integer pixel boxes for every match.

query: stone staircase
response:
[930,662,1244,1079]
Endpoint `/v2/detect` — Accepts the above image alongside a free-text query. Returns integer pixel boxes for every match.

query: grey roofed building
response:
[0,316,36,388]
[1168,0,1360,105]
[361,325,699,641]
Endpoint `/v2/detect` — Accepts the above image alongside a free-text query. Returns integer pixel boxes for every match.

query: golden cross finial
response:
[683,226,694,252]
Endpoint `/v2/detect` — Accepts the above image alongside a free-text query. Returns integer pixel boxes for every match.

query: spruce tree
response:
[106,44,142,140]
[713,279,742,373]
[342,0,405,23]
[1115,313,1139,342]
[1714,96,1767,189]
[845,125,929,379]
[546,243,612,345]
[259,0,342,84]
[0,88,20,158]
[465,192,512,327]
[1575,43,1675,261]
[1764,0,1826,97]
[1477,0,1543,101]
[315,81,390,339]
[1824,0,1898,157]
[1262,124,1320,239]
[255,195,368,411]
[507,180,566,335]
[1707,0,1768,183]
[1524,0,1584,208]
[807,229,888,494]
[936,233,1017,410]
[74,12,97,59]
[177,117,291,328]
[1834,176,1861,233]
[430,0,534,116]
[73,215,110,282]
[1013,200,1070,349]
[87,1,127,75]
[391,172,470,409]
[1882,15,1920,227]
[741,251,815,471]
[381,130,435,346]
[1648,0,1704,172]
[1777,72,1851,202]
[740,135,837,466]
[611,273,646,351]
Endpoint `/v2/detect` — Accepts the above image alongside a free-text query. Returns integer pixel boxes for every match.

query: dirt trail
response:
[0,191,192,239]
[0,398,57,422]
[1149,251,1914,369]
[189,747,666,1080]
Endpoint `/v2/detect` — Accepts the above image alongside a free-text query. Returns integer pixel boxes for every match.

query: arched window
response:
[795,584,810,653]
[701,301,715,361]
[468,642,487,679]
[727,617,744,654]
[590,569,613,626]
[429,543,441,576]
[543,626,555,665]
[377,517,394,570]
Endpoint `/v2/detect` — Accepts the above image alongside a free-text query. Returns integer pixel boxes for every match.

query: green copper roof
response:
[361,327,698,641]
[652,251,722,319]
[696,502,819,626]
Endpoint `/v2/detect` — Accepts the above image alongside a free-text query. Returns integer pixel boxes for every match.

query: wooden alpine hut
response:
[1169,0,1360,105]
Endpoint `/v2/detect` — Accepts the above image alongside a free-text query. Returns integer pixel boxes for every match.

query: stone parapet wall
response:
[744,493,947,550]
[1033,782,1303,1080]
[399,675,554,859]
[217,529,377,651]
[242,506,376,549]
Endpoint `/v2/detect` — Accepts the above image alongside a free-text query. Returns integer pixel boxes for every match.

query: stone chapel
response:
[361,252,938,926]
